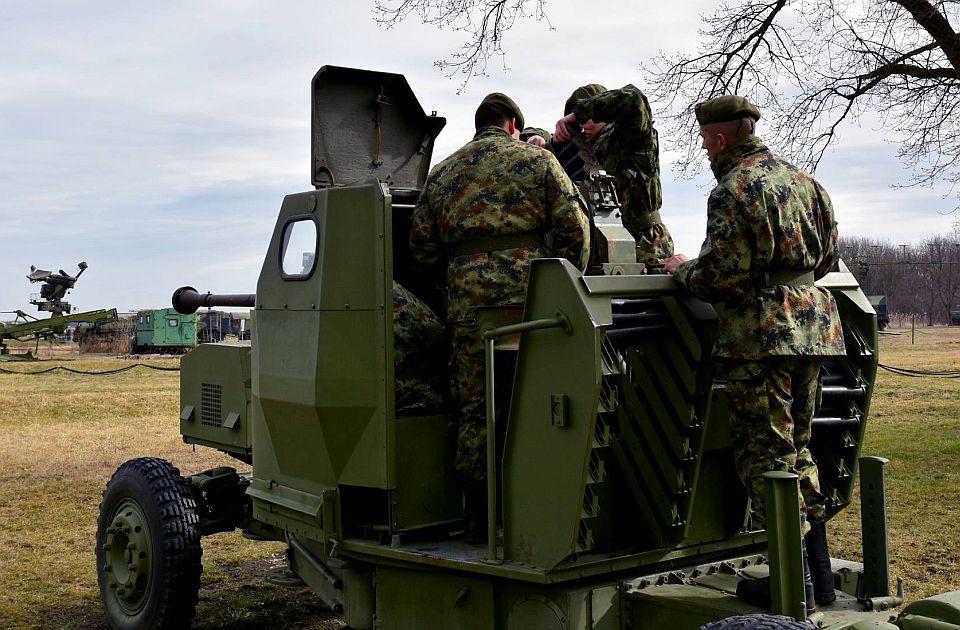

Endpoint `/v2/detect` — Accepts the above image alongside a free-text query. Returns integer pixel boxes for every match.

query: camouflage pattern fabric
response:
[410,126,590,322]
[673,136,846,359]
[449,321,486,480]
[572,85,674,264]
[520,126,551,144]
[722,357,827,530]
[672,136,845,531]
[393,281,444,415]
[410,125,590,481]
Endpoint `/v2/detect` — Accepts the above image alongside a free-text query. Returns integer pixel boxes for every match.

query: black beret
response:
[476,92,524,130]
[564,84,607,115]
[695,95,761,126]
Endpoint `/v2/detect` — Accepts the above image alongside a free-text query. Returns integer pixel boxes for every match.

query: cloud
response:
[0,0,948,315]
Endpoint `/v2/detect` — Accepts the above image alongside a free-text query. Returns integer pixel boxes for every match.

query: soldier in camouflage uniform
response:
[410,92,590,541]
[520,126,552,146]
[393,280,444,415]
[551,84,674,265]
[663,95,845,610]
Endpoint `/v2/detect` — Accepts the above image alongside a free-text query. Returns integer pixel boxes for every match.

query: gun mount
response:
[94,66,960,630]
[554,126,645,275]
[27,260,88,314]
[2,262,117,358]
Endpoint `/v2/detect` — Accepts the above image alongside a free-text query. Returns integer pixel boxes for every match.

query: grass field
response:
[829,326,960,602]
[0,353,339,630]
[0,328,957,629]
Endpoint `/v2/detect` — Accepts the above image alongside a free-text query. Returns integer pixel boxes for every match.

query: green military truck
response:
[134,307,197,353]
[95,66,960,630]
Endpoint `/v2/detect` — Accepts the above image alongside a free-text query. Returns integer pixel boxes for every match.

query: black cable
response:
[878,363,960,378]
[0,363,180,375]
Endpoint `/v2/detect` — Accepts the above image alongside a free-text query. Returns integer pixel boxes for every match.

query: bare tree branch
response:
[643,0,960,210]
[373,0,960,209]
[373,0,549,91]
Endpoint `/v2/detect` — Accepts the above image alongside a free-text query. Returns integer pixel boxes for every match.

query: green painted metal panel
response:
[503,259,717,570]
[179,342,251,458]
[503,259,605,569]
[375,566,495,629]
[897,591,960,627]
[249,183,393,538]
[393,414,462,531]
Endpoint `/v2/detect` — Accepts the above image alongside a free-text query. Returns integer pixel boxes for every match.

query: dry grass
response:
[0,329,958,628]
[0,354,337,629]
[829,326,960,602]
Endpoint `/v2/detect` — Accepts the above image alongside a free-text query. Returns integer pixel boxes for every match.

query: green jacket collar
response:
[711,136,767,181]
[473,126,513,141]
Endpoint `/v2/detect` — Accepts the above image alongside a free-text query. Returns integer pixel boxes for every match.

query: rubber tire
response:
[698,614,813,629]
[96,457,203,630]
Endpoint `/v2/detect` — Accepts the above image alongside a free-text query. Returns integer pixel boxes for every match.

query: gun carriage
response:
[95,66,960,630]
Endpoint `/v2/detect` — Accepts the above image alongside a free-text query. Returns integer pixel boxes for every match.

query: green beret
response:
[519,126,550,143]
[476,92,524,130]
[564,84,607,115]
[695,95,761,126]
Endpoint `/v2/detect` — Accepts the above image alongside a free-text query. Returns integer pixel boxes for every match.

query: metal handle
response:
[481,312,572,563]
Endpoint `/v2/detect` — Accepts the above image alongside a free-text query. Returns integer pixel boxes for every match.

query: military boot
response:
[804,518,837,605]
[463,481,488,544]
[802,539,817,615]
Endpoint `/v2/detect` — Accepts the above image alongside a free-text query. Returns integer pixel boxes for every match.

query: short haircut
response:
[700,116,756,142]
[475,102,514,130]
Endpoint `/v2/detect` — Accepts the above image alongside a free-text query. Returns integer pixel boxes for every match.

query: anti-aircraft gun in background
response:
[0,261,117,358]
[95,66,960,630]
[28,260,88,314]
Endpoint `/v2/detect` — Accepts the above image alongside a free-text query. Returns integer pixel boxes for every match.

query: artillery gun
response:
[28,260,88,314]
[96,66,960,630]
[1,261,117,358]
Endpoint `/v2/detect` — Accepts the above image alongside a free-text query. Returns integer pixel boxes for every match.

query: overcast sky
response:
[1,1,956,315]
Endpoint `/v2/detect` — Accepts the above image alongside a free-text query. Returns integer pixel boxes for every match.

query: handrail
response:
[481,312,572,562]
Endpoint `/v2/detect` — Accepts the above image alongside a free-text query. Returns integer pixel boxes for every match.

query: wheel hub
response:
[101,498,151,613]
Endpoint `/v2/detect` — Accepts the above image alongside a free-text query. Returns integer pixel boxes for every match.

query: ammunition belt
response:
[448,232,545,258]
[761,270,816,287]
[635,210,662,228]
[557,123,598,182]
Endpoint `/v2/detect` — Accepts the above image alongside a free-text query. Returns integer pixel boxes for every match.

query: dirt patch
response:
[38,555,344,630]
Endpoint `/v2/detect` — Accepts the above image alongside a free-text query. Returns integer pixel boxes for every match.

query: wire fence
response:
[878,363,960,378]
[0,363,180,375]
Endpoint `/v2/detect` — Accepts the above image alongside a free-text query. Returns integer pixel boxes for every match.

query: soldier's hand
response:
[553,113,578,144]
[526,135,547,148]
[663,254,689,274]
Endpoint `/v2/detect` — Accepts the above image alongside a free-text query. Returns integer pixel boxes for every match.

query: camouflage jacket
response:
[411,126,590,322]
[673,137,846,359]
[573,85,673,260]
[393,281,444,414]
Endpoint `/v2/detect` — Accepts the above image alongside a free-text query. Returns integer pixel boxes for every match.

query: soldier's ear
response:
[508,117,521,139]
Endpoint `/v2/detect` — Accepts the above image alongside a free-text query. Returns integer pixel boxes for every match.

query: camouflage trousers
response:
[633,222,674,266]
[450,321,487,482]
[721,356,827,534]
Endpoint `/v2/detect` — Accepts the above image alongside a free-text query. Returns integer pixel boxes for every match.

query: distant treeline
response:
[840,233,960,327]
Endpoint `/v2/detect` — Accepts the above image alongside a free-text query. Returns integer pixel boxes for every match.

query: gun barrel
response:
[172,286,255,315]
